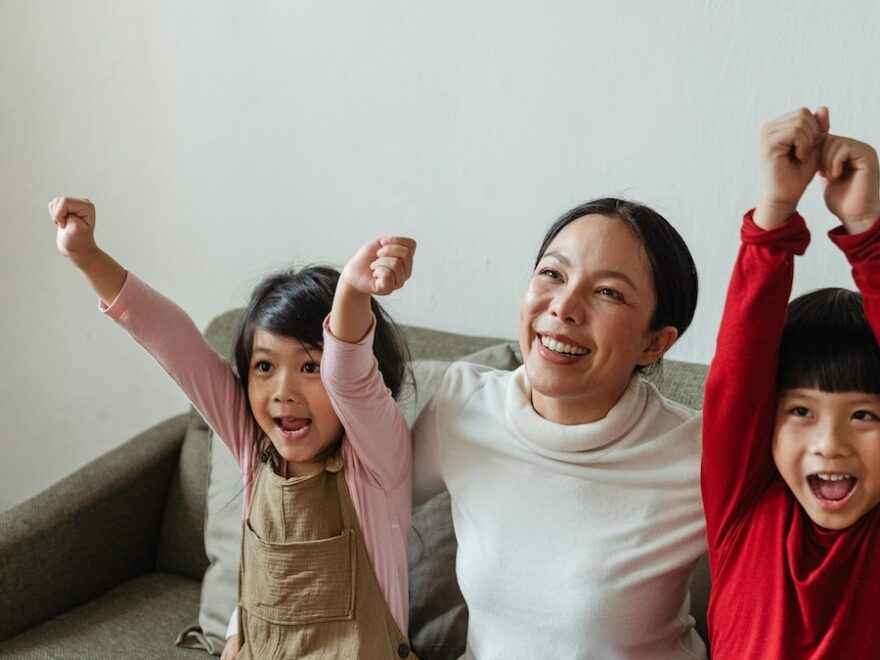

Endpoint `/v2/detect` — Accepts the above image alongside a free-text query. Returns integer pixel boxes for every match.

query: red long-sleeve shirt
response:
[702,211,880,659]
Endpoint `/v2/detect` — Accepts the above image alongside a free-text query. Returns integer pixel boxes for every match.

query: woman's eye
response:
[538,268,561,280]
[254,360,272,374]
[597,287,624,302]
[302,362,321,374]
[790,406,811,418]
[853,410,880,422]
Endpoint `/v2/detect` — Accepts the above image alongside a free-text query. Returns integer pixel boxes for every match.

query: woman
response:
[413,198,705,659]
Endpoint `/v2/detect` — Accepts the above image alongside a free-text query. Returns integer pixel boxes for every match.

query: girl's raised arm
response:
[822,134,880,333]
[702,108,827,552]
[50,197,260,465]
[322,236,416,489]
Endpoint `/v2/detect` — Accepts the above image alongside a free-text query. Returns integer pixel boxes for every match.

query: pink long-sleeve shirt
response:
[103,273,412,633]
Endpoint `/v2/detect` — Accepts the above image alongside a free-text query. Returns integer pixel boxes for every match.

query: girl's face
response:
[247,327,343,477]
[773,388,880,529]
[519,215,677,424]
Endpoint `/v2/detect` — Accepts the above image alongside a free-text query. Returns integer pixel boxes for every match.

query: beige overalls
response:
[237,450,417,660]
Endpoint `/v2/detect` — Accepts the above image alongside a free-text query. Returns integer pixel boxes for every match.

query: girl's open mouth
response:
[807,473,857,509]
[274,416,311,440]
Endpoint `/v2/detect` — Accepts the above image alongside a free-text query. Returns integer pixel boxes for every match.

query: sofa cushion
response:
[408,490,466,660]
[177,429,245,654]
[644,359,708,410]
[0,573,204,660]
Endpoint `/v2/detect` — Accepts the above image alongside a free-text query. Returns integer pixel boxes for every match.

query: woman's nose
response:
[550,288,584,325]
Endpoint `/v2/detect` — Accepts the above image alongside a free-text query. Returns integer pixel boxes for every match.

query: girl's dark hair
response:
[777,288,880,393]
[534,198,699,371]
[232,265,413,422]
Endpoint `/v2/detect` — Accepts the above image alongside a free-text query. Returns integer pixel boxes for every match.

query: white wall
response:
[3,0,879,511]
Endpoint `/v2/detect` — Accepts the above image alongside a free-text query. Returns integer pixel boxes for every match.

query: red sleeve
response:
[828,217,880,339]
[701,211,810,552]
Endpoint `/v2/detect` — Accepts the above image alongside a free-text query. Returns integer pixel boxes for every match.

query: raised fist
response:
[819,135,880,234]
[341,236,416,296]
[755,107,829,229]
[49,196,97,260]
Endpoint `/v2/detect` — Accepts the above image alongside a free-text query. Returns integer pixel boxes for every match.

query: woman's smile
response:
[534,334,591,364]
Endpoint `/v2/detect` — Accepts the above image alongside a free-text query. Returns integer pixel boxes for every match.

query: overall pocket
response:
[240,521,357,626]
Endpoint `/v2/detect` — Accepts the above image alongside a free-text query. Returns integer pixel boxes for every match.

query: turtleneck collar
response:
[505,365,647,459]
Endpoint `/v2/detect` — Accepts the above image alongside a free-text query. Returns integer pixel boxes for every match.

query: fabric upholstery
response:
[0,414,189,642]
[156,414,212,581]
[408,491,466,660]
[179,429,245,654]
[0,573,204,660]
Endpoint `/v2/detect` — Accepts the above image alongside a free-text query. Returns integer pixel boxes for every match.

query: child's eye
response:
[789,406,811,418]
[254,360,273,374]
[302,362,321,374]
[597,287,624,302]
[538,268,562,281]
[852,410,880,422]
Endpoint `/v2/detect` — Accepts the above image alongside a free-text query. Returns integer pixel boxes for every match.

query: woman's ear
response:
[637,326,679,367]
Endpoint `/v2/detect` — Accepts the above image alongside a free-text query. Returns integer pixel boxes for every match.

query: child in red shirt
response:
[703,106,880,659]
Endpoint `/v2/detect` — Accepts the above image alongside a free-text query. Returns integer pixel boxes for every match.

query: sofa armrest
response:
[0,413,190,641]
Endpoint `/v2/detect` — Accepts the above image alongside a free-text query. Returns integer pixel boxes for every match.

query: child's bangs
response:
[777,288,880,394]
[253,268,337,349]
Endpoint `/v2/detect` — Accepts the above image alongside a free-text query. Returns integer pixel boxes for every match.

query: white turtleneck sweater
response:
[412,363,706,660]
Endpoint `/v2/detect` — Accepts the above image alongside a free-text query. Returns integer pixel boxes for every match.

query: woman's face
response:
[519,214,676,424]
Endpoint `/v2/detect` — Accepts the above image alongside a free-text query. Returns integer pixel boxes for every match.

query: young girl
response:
[703,107,880,658]
[49,197,419,660]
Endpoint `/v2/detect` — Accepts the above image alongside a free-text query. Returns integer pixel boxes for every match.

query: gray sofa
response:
[0,310,710,659]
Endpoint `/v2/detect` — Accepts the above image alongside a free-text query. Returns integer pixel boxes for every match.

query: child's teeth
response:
[817,473,852,481]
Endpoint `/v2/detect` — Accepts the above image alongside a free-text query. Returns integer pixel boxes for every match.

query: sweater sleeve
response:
[828,217,880,337]
[320,316,411,490]
[701,211,810,552]
[102,273,260,466]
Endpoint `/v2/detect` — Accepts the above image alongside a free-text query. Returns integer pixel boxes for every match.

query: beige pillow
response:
[176,431,243,654]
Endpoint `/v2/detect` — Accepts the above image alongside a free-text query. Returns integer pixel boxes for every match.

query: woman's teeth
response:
[540,335,589,356]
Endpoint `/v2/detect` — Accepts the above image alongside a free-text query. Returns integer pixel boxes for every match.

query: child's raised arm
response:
[49,196,260,467]
[702,108,826,552]
[822,135,880,331]
[821,135,880,236]
[322,236,416,489]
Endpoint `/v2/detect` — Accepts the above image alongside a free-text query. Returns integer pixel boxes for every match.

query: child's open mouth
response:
[274,416,311,440]
[807,472,857,507]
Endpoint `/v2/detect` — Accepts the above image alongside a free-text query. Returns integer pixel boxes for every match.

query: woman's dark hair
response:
[534,198,699,371]
[232,265,413,422]
[777,288,880,393]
